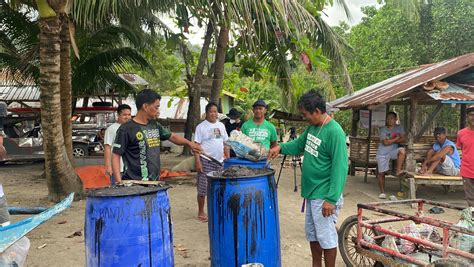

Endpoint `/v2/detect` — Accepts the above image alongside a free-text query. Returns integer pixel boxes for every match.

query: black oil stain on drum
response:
[94,218,104,266]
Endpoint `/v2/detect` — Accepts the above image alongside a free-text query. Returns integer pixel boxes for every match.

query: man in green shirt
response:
[269,90,348,267]
[241,99,278,150]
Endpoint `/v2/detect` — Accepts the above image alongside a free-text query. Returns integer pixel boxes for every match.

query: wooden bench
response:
[403,174,463,206]
[348,136,435,175]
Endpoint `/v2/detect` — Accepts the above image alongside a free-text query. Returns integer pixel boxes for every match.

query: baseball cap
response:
[466,104,474,114]
[434,127,446,135]
[226,108,241,119]
[252,99,267,108]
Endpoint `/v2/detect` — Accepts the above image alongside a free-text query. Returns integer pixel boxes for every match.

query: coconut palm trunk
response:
[37,0,83,201]
[210,25,229,109]
[182,23,213,156]
[59,14,74,163]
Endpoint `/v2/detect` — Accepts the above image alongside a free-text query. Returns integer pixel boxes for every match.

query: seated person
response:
[419,127,460,176]
[376,112,407,199]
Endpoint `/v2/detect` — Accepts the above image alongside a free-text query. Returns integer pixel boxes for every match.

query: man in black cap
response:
[241,99,278,150]
[420,127,461,176]
[222,108,243,158]
[223,108,243,136]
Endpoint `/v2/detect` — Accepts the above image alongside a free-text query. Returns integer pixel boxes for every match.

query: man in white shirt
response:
[104,104,132,184]
[194,102,229,222]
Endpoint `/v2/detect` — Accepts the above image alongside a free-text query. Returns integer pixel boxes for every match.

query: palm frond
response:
[0,2,39,54]
[381,0,422,21]
[72,47,152,93]
[0,2,39,82]
[72,0,177,29]
[313,16,353,93]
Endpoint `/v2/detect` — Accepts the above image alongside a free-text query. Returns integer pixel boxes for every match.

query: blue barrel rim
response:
[86,184,170,197]
[206,169,275,180]
[224,157,268,163]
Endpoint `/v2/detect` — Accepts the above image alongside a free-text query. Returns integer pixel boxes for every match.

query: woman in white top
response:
[194,102,229,222]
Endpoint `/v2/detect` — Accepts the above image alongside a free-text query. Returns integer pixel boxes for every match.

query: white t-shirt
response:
[105,123,124,172]
[194,120,228,162]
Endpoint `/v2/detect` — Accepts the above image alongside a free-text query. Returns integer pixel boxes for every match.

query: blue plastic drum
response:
[85,185,174,267]
[223,158,267,169]
[207,168,281,267]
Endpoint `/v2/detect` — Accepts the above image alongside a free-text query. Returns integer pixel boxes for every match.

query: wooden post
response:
[406,97,418,206]
[404,103,408,131]
[406,97,418,172]
[351,109,359,137]
[414,103,444,141]
[349,109,359,176]
[364,110,373,183]
[460,104,466,129]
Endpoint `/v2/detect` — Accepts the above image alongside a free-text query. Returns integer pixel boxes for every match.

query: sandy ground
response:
[0,153,468,267]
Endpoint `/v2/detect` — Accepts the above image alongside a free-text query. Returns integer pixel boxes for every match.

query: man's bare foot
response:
[197,214,208,222]
[396,170,408,177]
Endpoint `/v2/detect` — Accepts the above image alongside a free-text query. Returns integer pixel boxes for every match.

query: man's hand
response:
[268,145,281,160]
[105,164,113,177]
[190,142,202,154]
[321,201,336,217]
[195,160,203,173]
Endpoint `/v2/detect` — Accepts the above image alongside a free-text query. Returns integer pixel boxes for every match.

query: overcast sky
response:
[164,0,380,45]
[323,0,379,26]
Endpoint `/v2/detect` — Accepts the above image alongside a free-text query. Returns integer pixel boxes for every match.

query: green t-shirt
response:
[241,119,278,150]
[280,119,348,205]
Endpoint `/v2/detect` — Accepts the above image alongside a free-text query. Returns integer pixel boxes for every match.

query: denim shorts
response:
[305,197,343,249]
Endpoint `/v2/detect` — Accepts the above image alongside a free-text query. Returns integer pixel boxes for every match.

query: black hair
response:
[117,104,131,114]
[387,111,398,118]
[297,90,326,114]
[136,89,161,110]
[205,102,218,113]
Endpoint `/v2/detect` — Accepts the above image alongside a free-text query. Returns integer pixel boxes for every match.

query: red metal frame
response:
[356,199,474,265]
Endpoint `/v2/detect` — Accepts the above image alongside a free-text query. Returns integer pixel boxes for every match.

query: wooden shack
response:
[330,52,474,200]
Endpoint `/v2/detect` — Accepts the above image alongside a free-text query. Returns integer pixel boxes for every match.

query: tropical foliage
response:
[0,3,152,97]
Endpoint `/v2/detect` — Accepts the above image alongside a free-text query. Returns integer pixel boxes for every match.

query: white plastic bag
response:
[0,237,30,267]
[225,130,268,161]
[450,207,474,253]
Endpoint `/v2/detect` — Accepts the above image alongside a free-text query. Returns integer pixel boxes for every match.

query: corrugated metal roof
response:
[330,53,474,110]
[159,96,208,120]
[0,85,40,102]
[117,73,149,86]
[0,69,35,86]
[426,83,474,102]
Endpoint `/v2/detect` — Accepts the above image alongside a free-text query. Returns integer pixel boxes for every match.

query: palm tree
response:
[1,1,152,200]
[73,0,354,153]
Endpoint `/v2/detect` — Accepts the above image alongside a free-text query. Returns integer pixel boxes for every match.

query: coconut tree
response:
[31,0,80,201]
[1,1,152,200]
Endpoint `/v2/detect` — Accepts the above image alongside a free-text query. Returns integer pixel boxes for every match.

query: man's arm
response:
[270,140,278,149]
[323,131,348,217]
[456,132,462,149]
[420,149,435,173]
[382,135,403,146]
[270,124,278,148]
[425,146,453,164]
[397,133,407,143]
[269,128,308,159]
[224,145,230,159]
[194,142,202,172]
[104,144,113,176]
[169,133,202,154]
[112,153,122,183]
